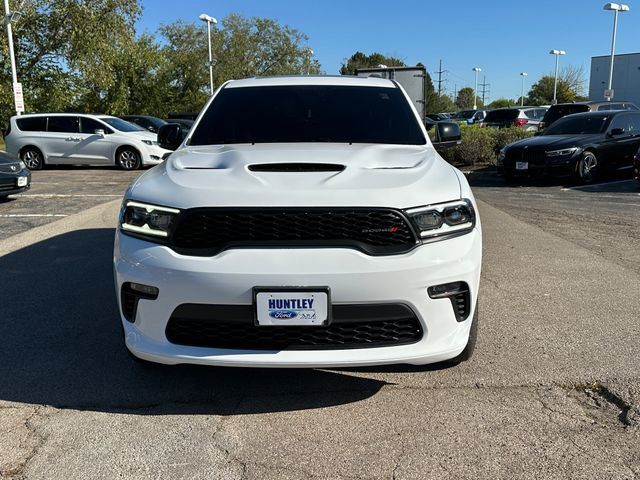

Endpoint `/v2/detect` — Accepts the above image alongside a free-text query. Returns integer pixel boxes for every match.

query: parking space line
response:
[0,214,68,218]
[16,194,122,198]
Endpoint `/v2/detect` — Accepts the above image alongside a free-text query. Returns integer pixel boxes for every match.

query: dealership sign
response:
[13,82,24,113]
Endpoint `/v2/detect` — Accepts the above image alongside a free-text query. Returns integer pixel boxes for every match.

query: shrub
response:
[434,125,534,167]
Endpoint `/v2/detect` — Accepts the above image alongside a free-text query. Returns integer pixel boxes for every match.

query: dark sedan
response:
[0,151,31,200]
[498,110,640,183]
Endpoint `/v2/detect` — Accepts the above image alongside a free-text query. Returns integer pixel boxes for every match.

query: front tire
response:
[21,147,44,170]
[575,151,598,184]
[117,148,141,170]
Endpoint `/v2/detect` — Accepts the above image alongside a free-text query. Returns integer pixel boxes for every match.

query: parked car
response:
[481,107,548,131]
[4,113,171,170]
[0,151,31,200]
[540,101,639,130]
[120,115,167,133]
[451,109,486,124]
[498,110,640,183]
[426,113,449,122]
[116,75,480,368]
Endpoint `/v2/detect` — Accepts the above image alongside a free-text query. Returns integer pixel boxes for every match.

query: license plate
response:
[254,288,330,326]
[17,177,28,187]
[516,162,528,170]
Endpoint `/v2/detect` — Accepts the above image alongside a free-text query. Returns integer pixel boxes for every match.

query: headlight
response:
[406,199,476,241]
[119,200,180,239]
[546,147,578,157]
[19,161,26,170]
[142,140,159,146]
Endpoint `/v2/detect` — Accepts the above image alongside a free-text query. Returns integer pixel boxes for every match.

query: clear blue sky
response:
[138,0,639,102]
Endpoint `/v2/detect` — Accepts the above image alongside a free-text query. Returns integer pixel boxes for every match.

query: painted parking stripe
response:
[16,194,122,198]
[0,214,68,218]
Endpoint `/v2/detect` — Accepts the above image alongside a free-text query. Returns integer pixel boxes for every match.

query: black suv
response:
[540,101,638,130]
[498,110,640,183]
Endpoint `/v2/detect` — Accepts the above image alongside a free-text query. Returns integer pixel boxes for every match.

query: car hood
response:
[509,134,601,150]
[123,130,156,141]
[127,143,462,209]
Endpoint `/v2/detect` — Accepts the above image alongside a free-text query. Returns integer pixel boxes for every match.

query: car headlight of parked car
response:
[142,140,159,146]
[120,200,180,239]
[406,199,475,242]
[545,147,579,157]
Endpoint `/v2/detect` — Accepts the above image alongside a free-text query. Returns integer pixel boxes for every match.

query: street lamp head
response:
[604,3,630,11]
[472,67,482,72]
[199,13,218,24]
[520,72,528,76]
[550,49,566,55]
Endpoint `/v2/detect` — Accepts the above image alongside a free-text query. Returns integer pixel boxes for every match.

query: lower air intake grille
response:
[166,303,423,350]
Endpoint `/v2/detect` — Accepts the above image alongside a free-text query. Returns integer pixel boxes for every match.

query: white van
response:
[4,113,171,170]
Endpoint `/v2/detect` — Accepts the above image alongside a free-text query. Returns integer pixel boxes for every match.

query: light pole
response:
[305,48,314,75]
[4,0,21,115]
[603,3,630,101]
[199,13,218,96]
[519,72,528,106]
[472,67,481,109]
[549,50,566,105]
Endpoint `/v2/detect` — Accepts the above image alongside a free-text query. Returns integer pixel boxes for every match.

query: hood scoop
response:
[248,163,346,172]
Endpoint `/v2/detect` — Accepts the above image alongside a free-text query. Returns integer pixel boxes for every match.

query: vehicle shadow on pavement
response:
[0,229,388,415]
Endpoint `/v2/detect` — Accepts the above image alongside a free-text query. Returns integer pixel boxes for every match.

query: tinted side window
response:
[608,114,629,132]
[48,116,79,133]
[598,105,613,111]
[16,117,47,132]
[80,117,108,134]
[627,114,640,133]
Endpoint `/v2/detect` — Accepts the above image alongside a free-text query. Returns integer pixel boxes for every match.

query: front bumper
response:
[141,145,172,166]
[502,154,577,179]
[113,229,482,367]
[0,171,31,196]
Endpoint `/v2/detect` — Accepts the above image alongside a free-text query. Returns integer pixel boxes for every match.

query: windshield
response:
[189,85,426,146]
[452,110,475,120]
[543,104,589,126]
[543,115,608,135]
[100,117,146,132]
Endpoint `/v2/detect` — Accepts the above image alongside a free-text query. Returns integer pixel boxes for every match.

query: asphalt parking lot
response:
[1,167,639,479]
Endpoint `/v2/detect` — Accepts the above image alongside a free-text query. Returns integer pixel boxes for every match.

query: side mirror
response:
[94,129,105,137]
[433,122,462,151]
[147,126,157,133]
[609,127,625,137]
[158,123,183,151]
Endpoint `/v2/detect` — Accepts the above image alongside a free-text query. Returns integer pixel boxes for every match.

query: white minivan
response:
[4,113,170,170]
[114,76,482,368]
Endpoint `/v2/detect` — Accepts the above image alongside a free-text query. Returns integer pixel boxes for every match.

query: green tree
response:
[488,98,516,109]
[456,87,482,109]
[0,0,142,123]
[156,15,321,115]
[339,51,405,75]
[526,66,586,105]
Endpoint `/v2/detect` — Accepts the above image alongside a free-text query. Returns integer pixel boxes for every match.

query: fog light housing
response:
[428,281,471,322]
[121,282,159,322]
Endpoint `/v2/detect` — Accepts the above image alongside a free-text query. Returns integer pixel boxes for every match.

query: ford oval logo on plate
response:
[269,310,298,320]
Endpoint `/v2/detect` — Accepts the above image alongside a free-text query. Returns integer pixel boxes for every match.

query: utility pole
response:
[4,0,21,115]
[435,59,447,97]
[479,76,490,106]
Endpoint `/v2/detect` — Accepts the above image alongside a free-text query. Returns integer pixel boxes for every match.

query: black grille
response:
[451,291,471,322]
[505,149,546,165]
[0,183,17,192]
[170,208,418,256]
[166,303,423,350]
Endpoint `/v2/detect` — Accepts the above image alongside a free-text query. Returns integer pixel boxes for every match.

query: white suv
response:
[4,113,171,170]
[114,76,482,368]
